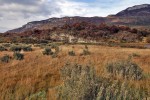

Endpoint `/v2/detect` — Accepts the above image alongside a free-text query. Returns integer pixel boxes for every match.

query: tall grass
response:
[106,59,144,80]
[0,44,149,100]
[57,63,148,100]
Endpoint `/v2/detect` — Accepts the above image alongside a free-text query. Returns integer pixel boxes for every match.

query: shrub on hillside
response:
[50,43,58,48]
[106,59,143,80]
[51,44,59,54]
[0,46,7,51]
[22,46,32,52]
[42,45,59,58]
[10,46,22,52]
[2,43,11,47]
[13,52,24,60]
[42,48,53,55]
[1,55,11,63]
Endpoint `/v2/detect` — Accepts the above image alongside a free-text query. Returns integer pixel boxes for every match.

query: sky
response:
[0,0,150,32]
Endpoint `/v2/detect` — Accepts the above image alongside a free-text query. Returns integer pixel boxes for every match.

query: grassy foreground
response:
[0,44,150,99]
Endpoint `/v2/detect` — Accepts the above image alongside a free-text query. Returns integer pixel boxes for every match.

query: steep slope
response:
[107,4,150,26]
[116,4,150,16]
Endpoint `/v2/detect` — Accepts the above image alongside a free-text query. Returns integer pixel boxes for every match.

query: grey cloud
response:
[0,0,62,32]
[0,0,61,19]
[0,0,40,5]
[0,26,10,32]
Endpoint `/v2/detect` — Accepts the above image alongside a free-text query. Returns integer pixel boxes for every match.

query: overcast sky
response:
[0,0,150,32]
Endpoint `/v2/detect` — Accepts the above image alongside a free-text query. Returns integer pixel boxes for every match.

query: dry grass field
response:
[0,44,150,99]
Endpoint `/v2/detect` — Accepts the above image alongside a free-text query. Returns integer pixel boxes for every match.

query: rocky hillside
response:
[7,17,106,33]
[7,4,150,33]
[116,4,150,16]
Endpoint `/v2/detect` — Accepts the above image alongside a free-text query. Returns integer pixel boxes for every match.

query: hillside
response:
[7,17,106,33]
[116,4,150,16]
[7,4,150,33]
[1,22,150,43]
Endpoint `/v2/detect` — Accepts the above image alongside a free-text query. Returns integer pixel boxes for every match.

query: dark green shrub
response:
[51,44,59,54]
[34,44,41,47]
[106,60,143,80]
[34,44,46,49]
[42,45,59,58]
[42,48,53,55]
[0,46,7,51]
[2,43,11,47]
[68,51,75,56]
[1,55,11,63]
[13,52,24,60]
[51,53,57,58]
[10,46,22,52]
[51,43,58,48]
[22,46,32,52]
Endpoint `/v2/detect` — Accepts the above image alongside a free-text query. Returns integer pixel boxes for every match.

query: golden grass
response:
[0,45,150,99]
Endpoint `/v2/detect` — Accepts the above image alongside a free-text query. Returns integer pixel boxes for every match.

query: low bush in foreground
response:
[22,46,32,52]
[51,44,59,54]
[57,63,148,100]
[2,43,11,47]
[58,63,99,100]
[10,46,22,52]
[106,59,144,80]
[13,52,24,60]
[42,48,53,55]
[42,46,59,58]
[0,46,7,51]
[0,55,11,63]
